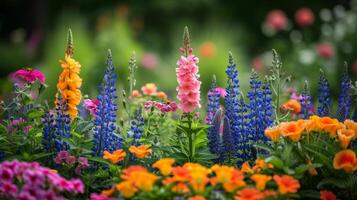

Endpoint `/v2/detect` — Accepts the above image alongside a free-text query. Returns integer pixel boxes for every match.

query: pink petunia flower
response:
[10,68,45,87]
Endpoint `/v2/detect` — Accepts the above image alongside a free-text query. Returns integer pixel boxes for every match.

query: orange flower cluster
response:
[333,149,357,173]
[57,54,82,119]
[265,116,356,148]
[100,158,301,199]
[241,159,273,174]
[103,145,151,164]
[115,166,159,198]
[132,83,168,99]
[281,99,302,114]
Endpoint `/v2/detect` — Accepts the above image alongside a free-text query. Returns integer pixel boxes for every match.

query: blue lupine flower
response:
[261,82,274,129]
[128,109,145,146]
[247,70,266,158]
[224,53,241,153]
[235,95,250,165]
[42,111,55,152]
[53,96,71,152]
[300,81,314,119]
[208,109,222,163]
[221,116,235,162]
[206,76,221,162]
[317,70,331,117]
[337,68,351,121]
[93,50,123,157]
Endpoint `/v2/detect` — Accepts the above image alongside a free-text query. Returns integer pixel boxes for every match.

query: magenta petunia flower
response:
[176,54,201,112]
[10,68,45,86]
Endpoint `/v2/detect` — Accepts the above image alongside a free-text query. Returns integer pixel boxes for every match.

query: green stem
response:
[187,114,193,161]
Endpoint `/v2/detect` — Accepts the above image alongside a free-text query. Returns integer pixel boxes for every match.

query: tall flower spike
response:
[92,50,123,157]
[42,111,55,152]
[53,94,71,152]
[206,75,220,124]
[224,52,241,154]
[262,81,274,128]
[128,108,145,146]
[236,95,250,165]
[56,29,82,119]
[300,80,314,119]
[337,64,351,121]
[247,70,266,158]
[221,116,235,163]
[176,27,201,113]
[208,109,222,163]
[317,69,331,117]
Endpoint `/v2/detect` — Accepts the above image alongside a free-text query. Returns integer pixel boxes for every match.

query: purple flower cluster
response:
[54,151,89,175]
[144,100,178,113]
[0,160,84,199]
[7,118,32,134]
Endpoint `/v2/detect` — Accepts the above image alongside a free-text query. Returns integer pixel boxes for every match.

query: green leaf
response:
[265,156,284,169]
[27,110,44,119]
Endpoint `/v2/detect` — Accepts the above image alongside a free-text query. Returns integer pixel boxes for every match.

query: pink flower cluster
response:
[83,99,100,116]
[10,68,45,86]
[90,193,116,200]
[144,100,178,113]
[7,118,32,134]
[0,160,84,199]
[176,54,201,112]
[54,151,89,175]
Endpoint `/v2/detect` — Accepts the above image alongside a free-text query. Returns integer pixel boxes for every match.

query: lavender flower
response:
[92,50,123,157]
[317,70,331,117]
[300,81,314,119]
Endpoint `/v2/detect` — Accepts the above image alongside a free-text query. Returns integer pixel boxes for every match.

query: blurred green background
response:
[0,0,356,104]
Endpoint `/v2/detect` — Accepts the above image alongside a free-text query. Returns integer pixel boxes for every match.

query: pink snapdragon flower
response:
[83,99,100,116]
[176,54,201,112]
[10,68,45,87]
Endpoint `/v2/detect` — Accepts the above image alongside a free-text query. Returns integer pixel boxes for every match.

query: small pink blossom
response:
[144,100,178,113]
[10,68,45,86]
[65,156,76,166]
[265,10,288,31]
[83,99,100,116]
[141,53,158,69]
[316,42,334,59]
[251,56,264,72]
[90,193,116,200]
[176,54,201,112]
[295,8,315,27]
[0,182,18,197]
[71,179,84,193]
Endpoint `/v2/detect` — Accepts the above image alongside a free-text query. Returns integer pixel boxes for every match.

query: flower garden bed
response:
[0,27,356,200]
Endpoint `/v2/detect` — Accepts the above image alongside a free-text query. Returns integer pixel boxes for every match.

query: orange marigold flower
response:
[188,195,206,200]
[273,175,300,194]
[320,190,337,200]
[296,119,314,132]
[280,121,304,141]
[250,174,271,191]
[121,165,147,180]
[115,181,137,198]
[235,188,264,200]
[264,126,281,142]
[129,145,152,159]
[223,170,246,192]
[157,91,168,99]
[252,159,273,172]
[261,190,277,198]
[141,83,157,96]
[132,89,142,97]
[130,171,159,191]
[152,158,175,176]
[103,149,126,164]
[281,99,301,114]
[337,128,355,149]
[333,149,357,173]
[211,164,235,183]
[101,187,114,197]
[57,53,82,119]
[170,181,190,194]
[317,116,344,137]
[344,120,357,136]
[241,162,254,174]
[171,166,192,182]
[183,163,211,193]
